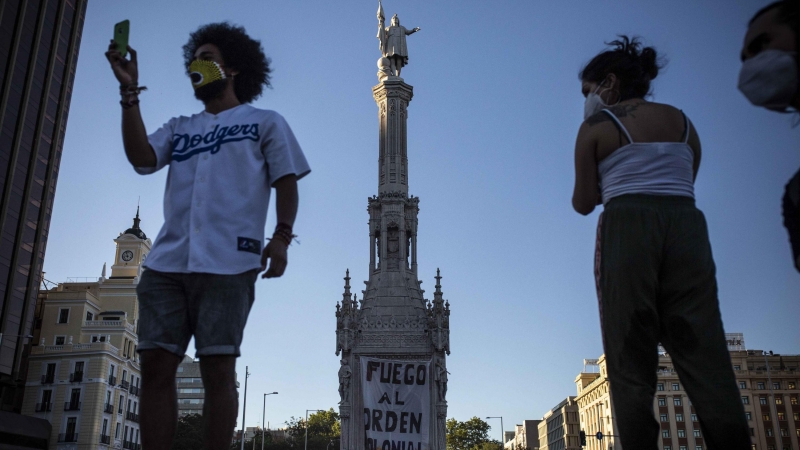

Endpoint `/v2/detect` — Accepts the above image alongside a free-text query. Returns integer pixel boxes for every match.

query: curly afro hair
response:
[183,22,271,104]
[580,35,665,101]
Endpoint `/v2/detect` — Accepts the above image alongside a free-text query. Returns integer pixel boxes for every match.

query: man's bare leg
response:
[200,355,239,450]
[140,349,182,450]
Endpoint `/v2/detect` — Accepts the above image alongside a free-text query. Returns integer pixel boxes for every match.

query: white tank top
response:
[597,109,695,205]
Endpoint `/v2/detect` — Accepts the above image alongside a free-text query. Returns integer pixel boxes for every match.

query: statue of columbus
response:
[377,1,420,78]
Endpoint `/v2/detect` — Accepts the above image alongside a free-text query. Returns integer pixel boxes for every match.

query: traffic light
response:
[579,431,586,447]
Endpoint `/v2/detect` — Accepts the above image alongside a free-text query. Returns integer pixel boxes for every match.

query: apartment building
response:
[503,420,541,450]
[575,334,799,450]
[538,397,581,450]
[20,213,150,450]
[176,355,204,416]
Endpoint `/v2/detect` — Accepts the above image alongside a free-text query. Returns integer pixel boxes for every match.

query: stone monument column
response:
[336,4,448,450]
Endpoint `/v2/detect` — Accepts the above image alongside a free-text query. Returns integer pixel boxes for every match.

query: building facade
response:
[0,0,88,415]
[575,337,800,450]
[176,355,204,416]
[538,397,580,450]
[503,421,541,450]
[20,213,150,450]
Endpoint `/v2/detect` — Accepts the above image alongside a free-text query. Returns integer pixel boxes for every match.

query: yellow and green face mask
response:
[189,60,227,90]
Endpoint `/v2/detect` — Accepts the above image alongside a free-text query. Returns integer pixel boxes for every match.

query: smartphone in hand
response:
[113,20,129,58]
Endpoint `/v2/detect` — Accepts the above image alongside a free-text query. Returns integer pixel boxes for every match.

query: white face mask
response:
[738,49,798,111]
[584,82,617,120]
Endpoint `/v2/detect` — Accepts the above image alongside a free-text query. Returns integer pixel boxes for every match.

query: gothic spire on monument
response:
[336,5,448,450]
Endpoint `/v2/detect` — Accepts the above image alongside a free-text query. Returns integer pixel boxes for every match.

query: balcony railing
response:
[129,385,139,396]
[126,411,139,423]
[120,380,130,390]
[108,375,117,386]
[58,433,79,443]
[100,434,111,444]
[64,401,81,411]
[70,371,84,382]
[123,440,140,449]
[34,402,52,412]
[41,374,55,384]
[104,403,114,414]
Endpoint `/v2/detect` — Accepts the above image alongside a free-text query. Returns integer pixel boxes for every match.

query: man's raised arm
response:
[105,41,156,168]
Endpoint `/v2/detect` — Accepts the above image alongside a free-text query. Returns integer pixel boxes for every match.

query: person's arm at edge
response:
[572,121,600,215]
[261,174,299,278]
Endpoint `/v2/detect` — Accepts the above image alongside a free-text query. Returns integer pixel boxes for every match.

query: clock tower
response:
[110,207,151,279]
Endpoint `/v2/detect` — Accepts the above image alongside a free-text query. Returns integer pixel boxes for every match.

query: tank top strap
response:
[681,110,690,143]
[601,109,633,144]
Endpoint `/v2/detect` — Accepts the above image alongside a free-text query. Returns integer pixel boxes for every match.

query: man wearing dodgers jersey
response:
[105,23,309,450]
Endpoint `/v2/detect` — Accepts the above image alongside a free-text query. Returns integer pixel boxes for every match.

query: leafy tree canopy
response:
[446,417,502,450]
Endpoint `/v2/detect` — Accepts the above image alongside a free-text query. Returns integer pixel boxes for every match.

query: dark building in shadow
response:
[0,0,88,428]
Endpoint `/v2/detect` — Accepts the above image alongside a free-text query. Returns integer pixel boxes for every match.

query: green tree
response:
[171,413,205,450]
[446,417,502,450]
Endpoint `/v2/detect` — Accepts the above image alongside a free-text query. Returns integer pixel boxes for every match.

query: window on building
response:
[695,447,703,450]
[791,396,798,405]
[40,389,52,408]
[751,428,755,436]
[765,428,773,437]
[789,381,796,390]
[58,308,69,324]
[780,428,788,437]
[740,381,747,389]
[102,419,108,436]
[676,413,684,422]
[691,414,698,422]
[661,414,668,422]
[86,311,93,321]
[674,397,682,406]
[664,446,671,450]
[658,398,666,406]
[760,397,768,405]
[662,430,670,438]
[119,395,124,414]
[778,412,785,421]
[678,429,686,438]
[177,367,184,373]
[764,414,771,422]
[794,412,799,421]
[746,412,752,420]
[115,423,121,439]
[773,382,781,390]
[657,383,664,391]
[742,396,750,404]
[733,365,741,370]
[124,426,129,441]
[693,430,701,437]
[54,336,65,345]
[776,396,783,405]
[758,382,766,390]
[672,383,680,391]
[679,446,687,450]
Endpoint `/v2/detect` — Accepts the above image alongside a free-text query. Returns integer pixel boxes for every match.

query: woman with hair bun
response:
[572,36,750,448]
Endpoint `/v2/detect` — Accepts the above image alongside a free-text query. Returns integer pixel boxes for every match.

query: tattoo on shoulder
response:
[608,102,644,118]
[585,112,610,126]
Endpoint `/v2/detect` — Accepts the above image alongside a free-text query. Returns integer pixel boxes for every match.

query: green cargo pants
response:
[595,194,750,449]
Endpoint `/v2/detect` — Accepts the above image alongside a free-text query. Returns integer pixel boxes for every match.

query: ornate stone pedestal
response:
[336,77,450,450]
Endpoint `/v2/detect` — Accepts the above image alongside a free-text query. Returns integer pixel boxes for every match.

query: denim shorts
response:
[136,268,259,357]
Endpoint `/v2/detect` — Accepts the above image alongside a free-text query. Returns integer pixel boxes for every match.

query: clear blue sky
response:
[45,0,798,433]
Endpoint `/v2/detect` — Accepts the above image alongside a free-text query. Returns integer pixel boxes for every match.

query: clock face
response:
[121,250,134,262]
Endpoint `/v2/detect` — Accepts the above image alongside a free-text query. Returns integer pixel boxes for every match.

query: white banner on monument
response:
[361,357,430,450]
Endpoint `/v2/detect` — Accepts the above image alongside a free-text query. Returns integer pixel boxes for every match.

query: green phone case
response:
[114,20,129,58]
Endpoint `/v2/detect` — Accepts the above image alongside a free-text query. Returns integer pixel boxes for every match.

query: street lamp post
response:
[262,392,278,450]
[305,409,323,450]
[240,367,250,450]
[485,417,504,449]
